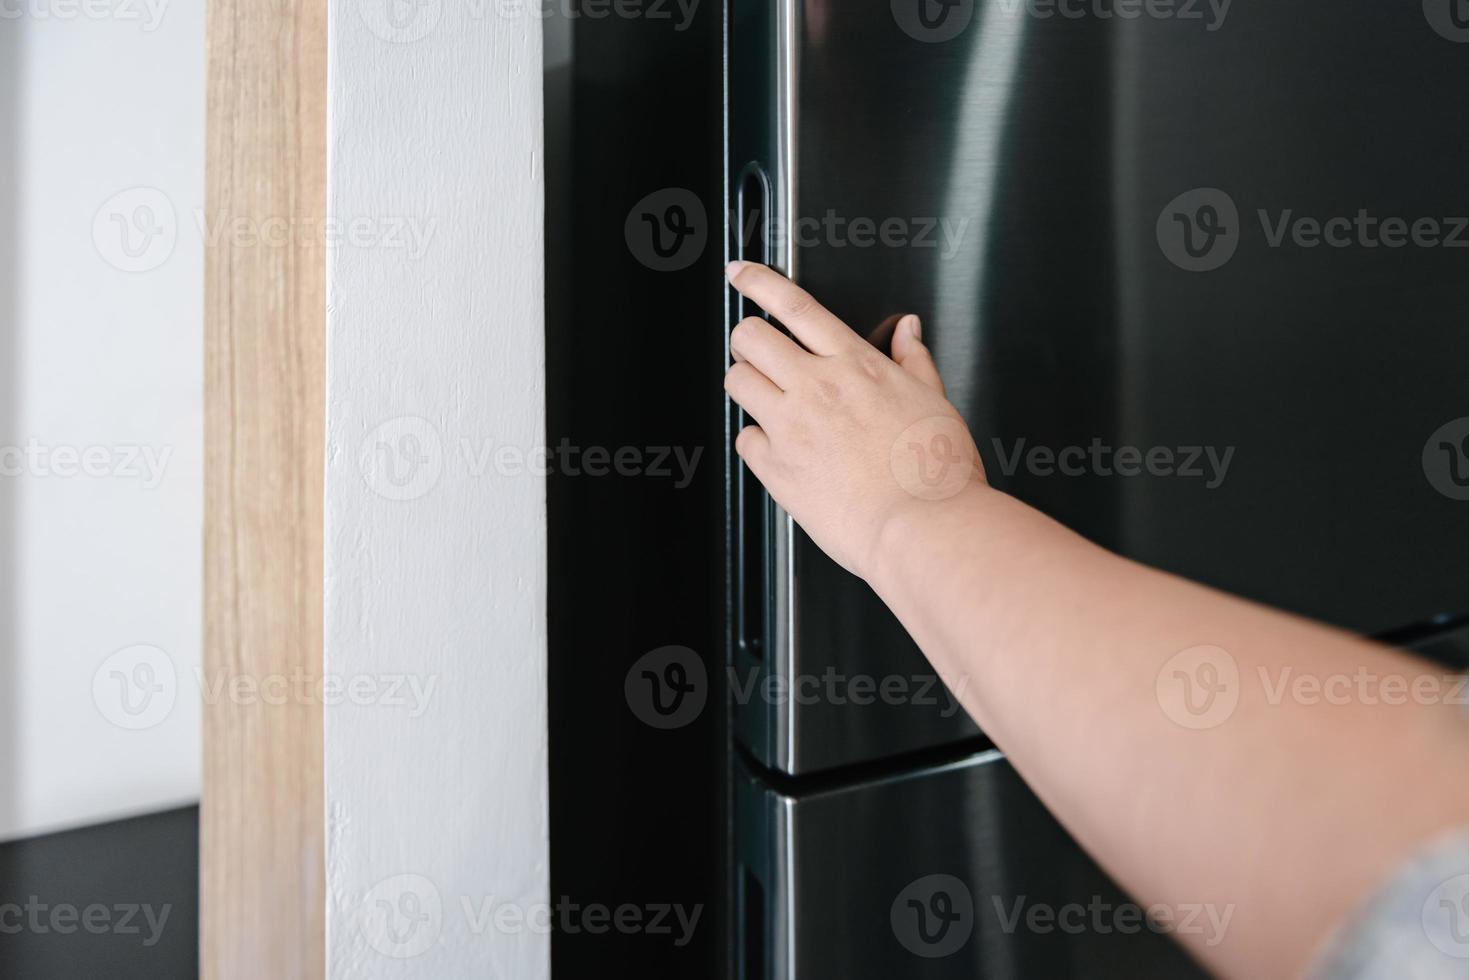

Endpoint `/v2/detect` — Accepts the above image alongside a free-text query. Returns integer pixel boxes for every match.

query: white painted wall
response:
[0,4,205,841]
[323,3,549,978]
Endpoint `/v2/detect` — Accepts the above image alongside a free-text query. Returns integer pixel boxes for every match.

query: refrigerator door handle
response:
[734,161,773,663]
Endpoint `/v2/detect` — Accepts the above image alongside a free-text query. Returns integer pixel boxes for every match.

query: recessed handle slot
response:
[735,162,772,660]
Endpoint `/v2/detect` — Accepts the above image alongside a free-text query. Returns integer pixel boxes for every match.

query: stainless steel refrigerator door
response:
[730,2,1469,776]
[735,751,1207,979]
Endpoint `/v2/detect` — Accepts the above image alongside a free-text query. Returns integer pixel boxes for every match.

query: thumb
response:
[891,315,945,393]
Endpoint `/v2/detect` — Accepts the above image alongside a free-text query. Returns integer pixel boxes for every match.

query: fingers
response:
[891,314,946,394]
[724,361,783,426]
[734,425,771,472]
[731,315,810,389]
[726,261,856,356]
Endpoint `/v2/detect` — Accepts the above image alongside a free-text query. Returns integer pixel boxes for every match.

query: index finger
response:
[726,261,857,356]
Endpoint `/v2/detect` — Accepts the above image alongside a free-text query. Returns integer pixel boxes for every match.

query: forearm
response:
[871,485,1469,980]
[717,263,1469,978]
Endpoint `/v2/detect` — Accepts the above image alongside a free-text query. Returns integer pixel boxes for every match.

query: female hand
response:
[723,261,986,581]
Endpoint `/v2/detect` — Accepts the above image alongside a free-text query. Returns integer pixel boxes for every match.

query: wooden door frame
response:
[203,1,327,978]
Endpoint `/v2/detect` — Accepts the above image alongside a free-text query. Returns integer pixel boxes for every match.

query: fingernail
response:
[726,260,749,280]
[903,315,922,340]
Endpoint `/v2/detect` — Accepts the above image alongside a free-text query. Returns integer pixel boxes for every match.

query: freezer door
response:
[729,1,1469,775]
[735,751,1207,980]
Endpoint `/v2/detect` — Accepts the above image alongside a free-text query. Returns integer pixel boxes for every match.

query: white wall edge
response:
[323,3,549,977]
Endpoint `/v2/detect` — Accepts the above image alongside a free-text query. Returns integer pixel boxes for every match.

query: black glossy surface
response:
[545,5,729,978]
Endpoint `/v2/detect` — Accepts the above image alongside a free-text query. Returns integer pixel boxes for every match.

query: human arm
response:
[722,259,1469,979]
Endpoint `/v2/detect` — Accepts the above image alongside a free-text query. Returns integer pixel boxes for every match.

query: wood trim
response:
[203,1,326,977]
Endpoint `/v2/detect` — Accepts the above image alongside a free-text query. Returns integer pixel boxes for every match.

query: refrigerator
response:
[724,2,1469,977]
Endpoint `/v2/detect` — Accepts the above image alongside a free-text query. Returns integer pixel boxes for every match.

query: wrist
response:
[866,482,1007,594]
